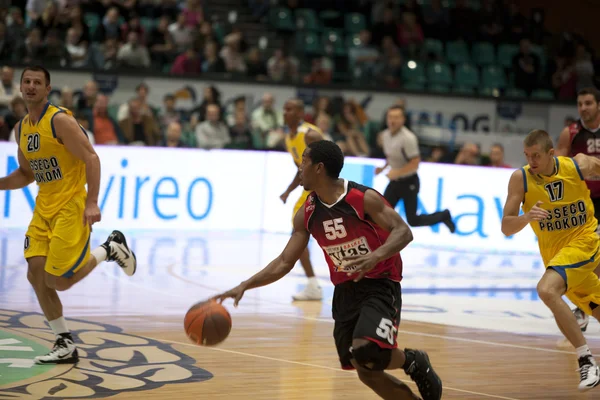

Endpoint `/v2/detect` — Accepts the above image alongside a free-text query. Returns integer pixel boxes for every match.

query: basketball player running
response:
[556,87,600,333]
[215,140,442,400]
[502,129,600,391]
[0,66,137,364]
[279,98,323,301]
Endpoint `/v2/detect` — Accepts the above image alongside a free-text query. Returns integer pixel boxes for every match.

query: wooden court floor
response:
[1,231,600,399]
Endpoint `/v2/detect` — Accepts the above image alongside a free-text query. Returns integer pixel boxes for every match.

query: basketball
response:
[184,300,232,346]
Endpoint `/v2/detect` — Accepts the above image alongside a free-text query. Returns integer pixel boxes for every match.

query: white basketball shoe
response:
[34,335,79,364]
[101,230,137,276]
[578,355,600,391]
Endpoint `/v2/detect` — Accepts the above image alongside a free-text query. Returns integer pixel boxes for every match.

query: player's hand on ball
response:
[527,201,549,221]
[343,254,379,282]
[83,202,101,227]
[213,284,247,307]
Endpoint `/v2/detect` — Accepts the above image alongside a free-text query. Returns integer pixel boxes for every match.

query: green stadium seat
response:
[426,62,453,85]
[504,87,527,98]
[453,85,475,95]
[497,44,519,69]
[478,87,500,97]
[402,61,427,85]
[140,17,156,32]
[269,7,295,31]
[295,32,321,54]
[345,33,361,49]
[295,8,320,31]
[344,13,366,33]
[481,65,506,89]
[428,83,451,93]
[531,89,555,100]
[422,38,444,59]
[472,42,496,66]
[319,10,341,27]
[446,41,470,65]
[321,29,346,56]
[454,63,479,88]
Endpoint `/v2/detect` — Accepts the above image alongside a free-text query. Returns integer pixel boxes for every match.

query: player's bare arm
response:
[214,207,310,306]
[574,153,600,178]
[0,121,35,190]
[345,189,413,281]
[387,156,420,180]
[53,112,102,226]
[555,126,572,156]
[501,170,549,236]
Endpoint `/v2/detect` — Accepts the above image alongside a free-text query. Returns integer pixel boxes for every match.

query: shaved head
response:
[286,98,304,111]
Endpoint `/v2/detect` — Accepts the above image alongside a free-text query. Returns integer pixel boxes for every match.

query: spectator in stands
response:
[158,121,187,148]
[119,98,160,146]
[77,80,98,111]
[336,101,370,156]
[59,87,75,109]
[89,94,123,145]
[422,0,449,40]
[202,40,226,73]
[371,6,399,47]
[191,86,221,122]
[120,13,145,45]
[65,27,90,68]
[100,38,119,69]
[575,43,595,91]
[6,97,27,142]
[267,48,299,82]
[398,12,424,57]
[0,67,20,108]
[44,29,69,67]
[307,96,331,124]
[67,5,91,44]
[246,47,268,80]
[182,0,204,27]
[6,8,26,47]
[251,92,283,148]
[454,142,481,165]
[228,109,254,150]
[401,0,424,27]
[488,143,511,168]
[226,97,247,126]
[349,30,380,80]
[75,112,96,145]
[118,83,156,121]
[17,28,44,65]
[195,104,230,149]
[159,94,182,129]
[426,146,447,163]
[513,38,541,96]
[94,7,121,42]
[169,13,193,52]
[551,55,577,100]
[148,15,175,68]
[0,22,12,61]
[303,57,333,85]
[221,32,248,74]
[315,113,347,153]
[35,1,60,38]
[194,21,215,53]
[171,45,202,75]
[26,0,46,23]
[117,32,151,68]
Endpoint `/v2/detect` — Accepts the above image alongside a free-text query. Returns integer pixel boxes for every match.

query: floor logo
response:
[0,309,212,398]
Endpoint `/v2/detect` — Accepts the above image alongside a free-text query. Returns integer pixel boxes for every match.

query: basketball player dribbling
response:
[0,66,137,364]
[502,129,600,391]
[215,140,442,400]
[556,87,600,333]
[279,98,324,301]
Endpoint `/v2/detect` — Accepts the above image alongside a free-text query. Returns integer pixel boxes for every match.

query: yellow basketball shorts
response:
[24,194,91,278]
[548,239,600,316]
[292,189,311,225]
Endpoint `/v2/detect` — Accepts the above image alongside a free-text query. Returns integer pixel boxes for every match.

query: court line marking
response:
[163,265,578,355]
[152,336,521,400]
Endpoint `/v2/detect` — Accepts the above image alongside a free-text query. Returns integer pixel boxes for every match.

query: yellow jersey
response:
[19,102,87,219]
[284,121,322,166]
[522,156,598,265]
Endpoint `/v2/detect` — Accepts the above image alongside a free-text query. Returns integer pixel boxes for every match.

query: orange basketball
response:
[184,300,232,346]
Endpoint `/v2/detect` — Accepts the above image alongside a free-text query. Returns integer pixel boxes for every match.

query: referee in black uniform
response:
[376,105,456,232]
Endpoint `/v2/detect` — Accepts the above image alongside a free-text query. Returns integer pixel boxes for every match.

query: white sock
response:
[308,277,319,287]
[91,247,107,264]
[48,317,69,336]
[577,344,593,359]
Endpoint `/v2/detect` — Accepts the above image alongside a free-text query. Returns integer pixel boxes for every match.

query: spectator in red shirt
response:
[171,46,202,75]
[489,143,512,168]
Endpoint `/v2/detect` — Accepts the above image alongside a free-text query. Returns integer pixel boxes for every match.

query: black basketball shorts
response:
[332,278,402,370]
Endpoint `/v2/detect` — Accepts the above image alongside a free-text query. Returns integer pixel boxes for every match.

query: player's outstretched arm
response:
[574,153,600,179]
[213,208,310,306]
[501,170,548,236]
[0,122,35,190]
[344,190,413,281]
[555,126,572,157]
[53,113,101,206]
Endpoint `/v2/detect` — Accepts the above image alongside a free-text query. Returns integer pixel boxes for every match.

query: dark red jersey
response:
[304,180,403,286]
[569,120,600,198]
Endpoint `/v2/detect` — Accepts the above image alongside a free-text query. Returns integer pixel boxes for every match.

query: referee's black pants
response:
[383,173,448,227]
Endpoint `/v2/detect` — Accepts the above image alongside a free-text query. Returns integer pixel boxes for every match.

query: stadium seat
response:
[479,86,500,97]
[344,13,366,34]
[321,29,346,56]
[472,42,496,66]
[269,7,295,31]
[504,87,528,98]
[446,41,470,65]
[481,65,507,89]
[497,44,519,69]
[422,39,444,59]
[296,32,321,54]
[453,85,475,95]
[531,89,555,100]
[402,61,427,86]
[427,62,453,85]
[345,33,361,49]
[295,8,320,31]
[428,83,451,93]
[454,63,479,88]
[140,17,156,32]
[319,10,341,27]
[84,13,100,36]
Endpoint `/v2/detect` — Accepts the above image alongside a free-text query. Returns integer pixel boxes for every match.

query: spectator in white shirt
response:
[195,104,231,149]
[117,32,151,68]
[0,67,20,108]
[168,13,193,52]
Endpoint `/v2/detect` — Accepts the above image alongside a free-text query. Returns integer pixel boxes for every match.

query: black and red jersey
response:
[304,180,404,286]
[569,120,600,198]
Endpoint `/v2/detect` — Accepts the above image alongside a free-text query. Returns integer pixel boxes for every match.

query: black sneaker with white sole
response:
[403,348,442,400]
[34,335,79,365]
[101,230,137,276]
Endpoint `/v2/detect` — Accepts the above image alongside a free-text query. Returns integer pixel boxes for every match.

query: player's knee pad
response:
[351,341,391,371]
